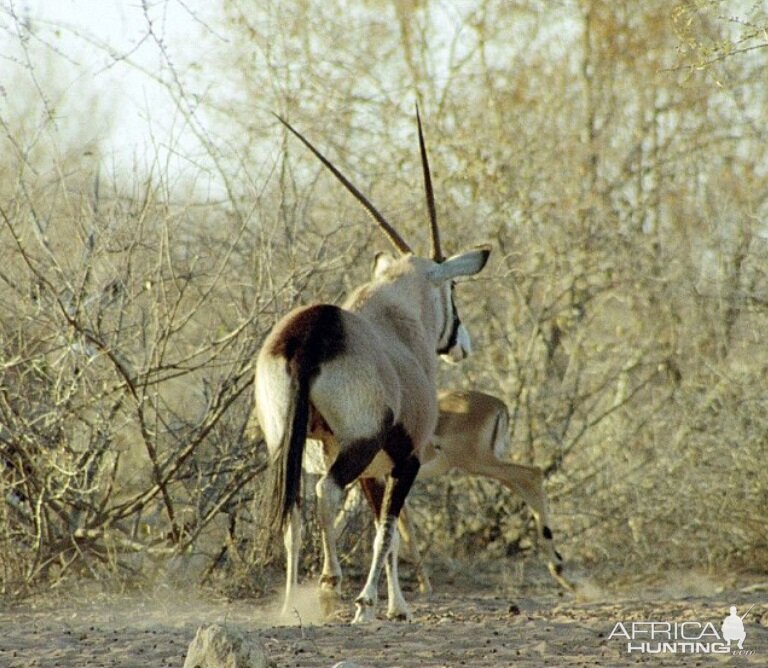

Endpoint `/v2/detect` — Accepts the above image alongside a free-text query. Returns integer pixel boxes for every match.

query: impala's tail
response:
[257,304,346,530]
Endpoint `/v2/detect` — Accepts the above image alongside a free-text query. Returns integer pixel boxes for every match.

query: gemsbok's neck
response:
[347,283,435,363]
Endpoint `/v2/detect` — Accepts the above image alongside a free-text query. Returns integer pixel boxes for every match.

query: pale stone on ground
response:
[183,624,271,668]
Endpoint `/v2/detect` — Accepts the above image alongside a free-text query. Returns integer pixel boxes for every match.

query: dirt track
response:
[1,566,765,667]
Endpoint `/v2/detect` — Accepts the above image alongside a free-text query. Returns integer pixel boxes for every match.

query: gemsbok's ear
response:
[426,245,491,284]
[372,251,397,278]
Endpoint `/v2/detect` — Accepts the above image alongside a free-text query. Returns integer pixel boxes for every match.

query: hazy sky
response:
[2,1,219,173]
[1,0,511,196]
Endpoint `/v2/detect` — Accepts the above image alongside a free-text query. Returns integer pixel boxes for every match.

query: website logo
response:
[609,605,756,656]
[722,605,749,650]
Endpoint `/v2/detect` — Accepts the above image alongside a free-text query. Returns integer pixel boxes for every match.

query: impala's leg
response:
[354,426,419,624]
[477,460,573,589]
[316,432,383,616]
[398,504,432,596]
[360,478,413,618]
[281,504,302,616]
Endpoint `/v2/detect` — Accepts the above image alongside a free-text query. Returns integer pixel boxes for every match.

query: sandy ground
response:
[1,564,766,667]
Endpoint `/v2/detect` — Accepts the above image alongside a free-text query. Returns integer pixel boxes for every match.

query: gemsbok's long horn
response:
[416,105,442,262]
[274,113,412,256]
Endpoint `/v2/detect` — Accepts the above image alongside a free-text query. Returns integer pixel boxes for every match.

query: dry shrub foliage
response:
[1,0,767,599]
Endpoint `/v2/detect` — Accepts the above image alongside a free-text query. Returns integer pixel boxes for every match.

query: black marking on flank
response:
[353,423,418,522]
[329,435,383,489]
[554,549,563,562]
[270,303,346,376]
[543,526,553,540]
[381,421,419,518]
[328,410,395,489]
[382,422,416,474]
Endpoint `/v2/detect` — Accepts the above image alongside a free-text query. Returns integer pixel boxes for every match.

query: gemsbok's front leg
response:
[354,449,420,624]
[316,427,387,619]
[359,478,413,619]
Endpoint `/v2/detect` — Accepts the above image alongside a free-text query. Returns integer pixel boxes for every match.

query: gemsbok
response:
[255,110,490,623]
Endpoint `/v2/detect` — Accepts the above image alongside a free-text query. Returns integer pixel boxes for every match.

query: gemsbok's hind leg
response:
[354,443,420,624]
[316,473,343,617]
[316,431,384,618]
[281,505,302,616]
[360,478,412,619]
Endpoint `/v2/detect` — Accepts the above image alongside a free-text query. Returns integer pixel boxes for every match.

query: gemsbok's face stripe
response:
[434,279,476,363]
[436,283,461,355]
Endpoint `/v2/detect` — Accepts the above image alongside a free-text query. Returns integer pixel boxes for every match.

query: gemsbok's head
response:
[256,108,490,623]
[275,108,488,364]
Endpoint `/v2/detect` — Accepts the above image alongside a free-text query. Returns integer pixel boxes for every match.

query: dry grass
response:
[1,0,767,604]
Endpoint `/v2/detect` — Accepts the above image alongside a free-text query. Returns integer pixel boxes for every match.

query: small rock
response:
[183,624,272,668]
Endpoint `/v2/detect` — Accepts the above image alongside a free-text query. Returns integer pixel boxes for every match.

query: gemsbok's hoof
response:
[319,586,342,620]
[319,574,342,593]
[352,598,376,624]
[319,596,340,620]
[386,609,412,622]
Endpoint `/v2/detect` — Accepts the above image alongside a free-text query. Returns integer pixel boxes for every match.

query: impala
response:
[398,389,572,593]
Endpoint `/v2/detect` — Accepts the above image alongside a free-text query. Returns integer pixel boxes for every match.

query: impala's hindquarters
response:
[255,304,346,530]
[413,389,574,591]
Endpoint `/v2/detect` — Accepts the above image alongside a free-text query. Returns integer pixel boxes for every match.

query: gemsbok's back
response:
[255,110,490,623]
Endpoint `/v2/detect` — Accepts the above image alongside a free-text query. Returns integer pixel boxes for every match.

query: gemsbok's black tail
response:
[270,367,311,531]
[268,304,346,531]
